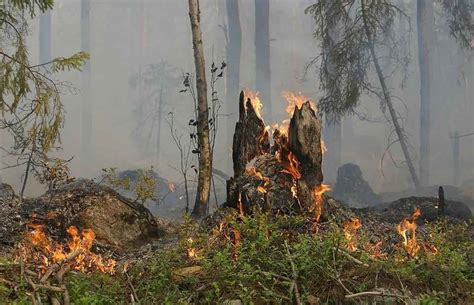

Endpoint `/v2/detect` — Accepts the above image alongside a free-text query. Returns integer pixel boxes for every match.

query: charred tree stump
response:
[225,92,324,217]
[438,186,445,217]
[226,91,270,212]
[288,101,324,210]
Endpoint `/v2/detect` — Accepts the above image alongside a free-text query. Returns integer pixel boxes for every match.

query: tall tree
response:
[225,0,242,171]
[322,3,342,182]
[188,0,212,218]
[306,0,420,188]
[417,0,435,186]
[255,0,271,118]
[39,9,51,64]
[0,0,88,193]
[81,0,92,169]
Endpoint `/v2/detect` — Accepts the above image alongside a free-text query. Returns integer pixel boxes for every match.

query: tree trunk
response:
[81,0,93,170]
[39,10,51,64]
[255,0,272,119]
[323,4,342,183]
[361,0,420,189]
[156,83,163,165]
[324,119,341,183]
[188,0,212,218]
[225,0,242,172]
[417,0,435,186]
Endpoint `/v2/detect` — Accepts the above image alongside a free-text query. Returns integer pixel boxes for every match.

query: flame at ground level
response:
[397,207,421,257]
[18,223,116,274]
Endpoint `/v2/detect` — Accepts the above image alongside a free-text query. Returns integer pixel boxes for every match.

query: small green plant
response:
[101,167,158,204]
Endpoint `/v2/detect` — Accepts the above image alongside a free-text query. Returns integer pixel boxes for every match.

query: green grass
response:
[1,211,472,304]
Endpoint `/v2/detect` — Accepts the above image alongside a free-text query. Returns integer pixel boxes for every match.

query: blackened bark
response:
[288,102,324,209]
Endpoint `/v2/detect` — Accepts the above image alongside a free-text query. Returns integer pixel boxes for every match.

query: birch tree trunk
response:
[225,0,242,172]
[417,0,435,186]
[188,0,212,218]
[81,0,93,170]
[255,0,272,118]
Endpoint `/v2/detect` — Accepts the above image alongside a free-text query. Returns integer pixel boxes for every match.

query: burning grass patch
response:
[1,211,472,304]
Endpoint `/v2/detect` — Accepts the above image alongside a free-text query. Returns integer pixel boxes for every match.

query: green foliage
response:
[439,0,474,48]
[0,0,88,189]
[102,167,158,204]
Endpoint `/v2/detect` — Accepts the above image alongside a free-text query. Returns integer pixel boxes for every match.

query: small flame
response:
[396,207,421,257]
[280,151,302,180]
[282,91,316,116]
[312,184,331,222]
[321,139,327,154]
[168,183,175,192]
[343,217,361,252]
[187,238,197,259]
[237,192,244,216]
[244,89,263,119]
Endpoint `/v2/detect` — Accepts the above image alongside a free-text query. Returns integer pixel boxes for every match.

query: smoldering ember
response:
[0,1,473,304]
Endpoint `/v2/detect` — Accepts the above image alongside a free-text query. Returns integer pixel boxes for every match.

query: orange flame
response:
[396,207,421,257]
[244,89,263,119]
[20,224,116,274]
[168,183,175,192]
[187,238,197,259]
[343,217,361,252]
[312,184,331,222]
[282,91,317,116]
[280,151,302,180]
[321,139,327,154]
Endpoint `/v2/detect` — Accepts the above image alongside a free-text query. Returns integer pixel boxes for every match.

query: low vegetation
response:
[1,210,472,304]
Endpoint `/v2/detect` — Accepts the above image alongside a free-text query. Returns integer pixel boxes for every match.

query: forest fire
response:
[280,151,302,180]
[18,222,116,274]
[282,91,316,116]
[244,89,263,119]
[343,217,361,251]
[312,184,332,222]
[397,207,421,257]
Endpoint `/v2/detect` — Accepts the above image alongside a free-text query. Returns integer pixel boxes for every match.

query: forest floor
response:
[1,206,473,304]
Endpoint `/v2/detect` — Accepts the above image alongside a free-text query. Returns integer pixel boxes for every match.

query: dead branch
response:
[332,247,369,267]
[284,241,302,305]
[40,248,82,283]
[345,289,408,300]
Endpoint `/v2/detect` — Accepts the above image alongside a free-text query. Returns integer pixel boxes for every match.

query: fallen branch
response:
[345,289,407,300]
[284,241,302,305]
[332,247,369,267]
[40,248,82,283]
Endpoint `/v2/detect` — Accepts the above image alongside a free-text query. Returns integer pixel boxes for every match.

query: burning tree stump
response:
[225,91,325,217]
[288,101,324,211]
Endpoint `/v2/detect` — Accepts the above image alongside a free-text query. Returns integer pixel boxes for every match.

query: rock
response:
[21,180,164,250]
[0,183,15,203]
[359,196,472,223]
[171,265,204,283]
[379,185,474,212]
[331,163,381,208]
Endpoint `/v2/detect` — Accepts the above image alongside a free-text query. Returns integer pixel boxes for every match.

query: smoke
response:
[0,0,472,200]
